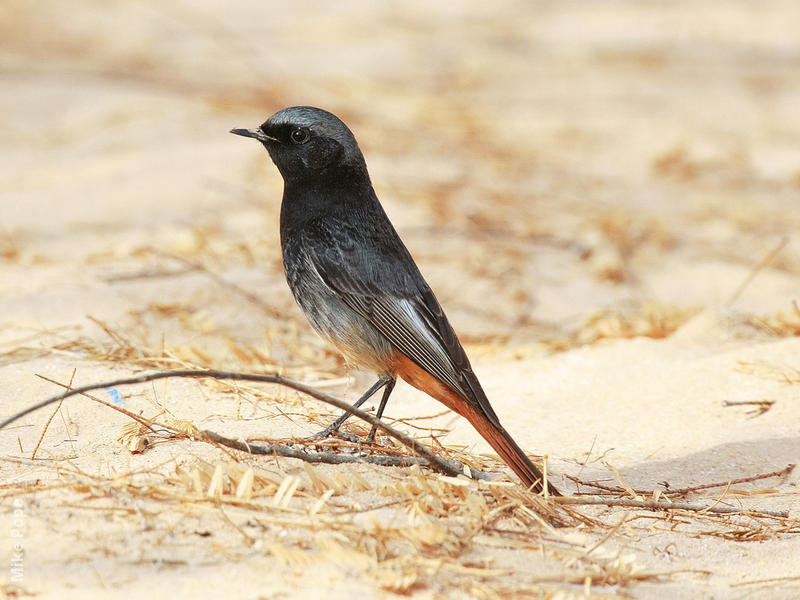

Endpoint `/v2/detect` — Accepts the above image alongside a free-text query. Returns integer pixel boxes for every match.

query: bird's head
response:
[231,106,367,184]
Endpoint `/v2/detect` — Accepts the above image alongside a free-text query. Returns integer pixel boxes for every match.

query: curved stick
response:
[1,369,486,479]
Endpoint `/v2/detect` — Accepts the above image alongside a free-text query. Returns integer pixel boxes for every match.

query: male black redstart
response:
[231,106,558,495]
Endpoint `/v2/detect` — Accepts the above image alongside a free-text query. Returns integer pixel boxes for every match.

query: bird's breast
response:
[282,241,395,375]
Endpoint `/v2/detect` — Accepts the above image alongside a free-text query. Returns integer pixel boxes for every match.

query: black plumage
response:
[231,106,557,494]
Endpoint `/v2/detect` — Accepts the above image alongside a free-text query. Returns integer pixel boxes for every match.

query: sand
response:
[1,2,799,598]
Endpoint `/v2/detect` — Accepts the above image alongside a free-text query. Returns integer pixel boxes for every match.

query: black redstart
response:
[231,106,558,494]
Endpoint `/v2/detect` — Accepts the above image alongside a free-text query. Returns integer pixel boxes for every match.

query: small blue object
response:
[106,387,123,406]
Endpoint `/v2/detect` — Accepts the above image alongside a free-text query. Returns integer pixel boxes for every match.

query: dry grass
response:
[543,304,702,352]
[4,439,794,596]
[2,304,798,597]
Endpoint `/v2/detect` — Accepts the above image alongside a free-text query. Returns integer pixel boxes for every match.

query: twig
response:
[565,464,795,497]
[31,368,77,459]
[2,369,486,480]
[726,236,789,307]
[604,461,639,499]
[200,429,486,474]
[554,496,788,519]
[35,373,160,434]
[562,475,625,495]
[583,513,630,557]
[722,399,775,417]
[663,464,795,495]
[732,575,800,587]
[87,316,135,349]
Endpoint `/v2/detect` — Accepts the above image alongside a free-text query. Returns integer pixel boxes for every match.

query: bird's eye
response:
[290,128,310,144]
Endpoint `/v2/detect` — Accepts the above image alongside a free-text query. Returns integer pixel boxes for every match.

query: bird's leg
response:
[306,375,394,440]
[365,377,396,442]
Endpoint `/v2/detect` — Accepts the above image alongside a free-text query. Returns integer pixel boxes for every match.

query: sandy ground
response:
[2,1,800,598]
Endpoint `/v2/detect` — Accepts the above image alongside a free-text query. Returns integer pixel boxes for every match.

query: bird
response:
[231,106,558,495]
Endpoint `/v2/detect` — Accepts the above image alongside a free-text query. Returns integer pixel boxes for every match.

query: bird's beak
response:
[230,127,279,143]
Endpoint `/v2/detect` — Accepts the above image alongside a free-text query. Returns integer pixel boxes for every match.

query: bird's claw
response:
[303,428,362,444]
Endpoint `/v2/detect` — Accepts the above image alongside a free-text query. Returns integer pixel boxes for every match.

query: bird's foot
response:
[303,427,362,444]
[303,424,378,445]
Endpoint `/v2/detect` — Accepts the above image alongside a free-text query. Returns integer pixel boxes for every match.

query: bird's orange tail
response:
[457,401,558,495]
[394,353,559,495]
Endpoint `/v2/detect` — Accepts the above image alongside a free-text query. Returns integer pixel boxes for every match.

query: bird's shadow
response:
[559,436,799,495]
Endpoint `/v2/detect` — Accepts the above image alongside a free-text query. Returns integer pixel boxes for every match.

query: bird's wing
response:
[301,222,499,424]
